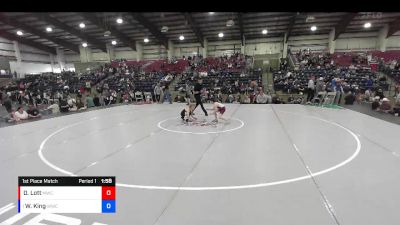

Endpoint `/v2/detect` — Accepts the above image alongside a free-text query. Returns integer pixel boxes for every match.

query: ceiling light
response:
[111,40,117,45]
[79,23,85,28]
[104,31,111,37]
[306,16,315,22]
[310,25,317,31]
[46,27,53,32]
[262,29,268,34]
[364,22,371,28]
[226,19,235,27]
[161,26,169,33]
[179,35,184,40]
[116,18,123,24]
[82,42,88,47]
[144,38,149,43]
[209,12,215,15]
[218,32,224,38]
[16,30,23,36]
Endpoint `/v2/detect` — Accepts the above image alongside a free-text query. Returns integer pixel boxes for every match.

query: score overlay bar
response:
[18,177,116,213]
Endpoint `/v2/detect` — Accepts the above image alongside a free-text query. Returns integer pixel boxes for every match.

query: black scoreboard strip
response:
[18,176,116,186]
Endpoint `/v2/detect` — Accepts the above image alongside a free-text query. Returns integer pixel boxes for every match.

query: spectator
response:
[394,83,400,98]
[26,104,41,118]
[315,77,325,94]
[13,106,29,121]
[375,89,385,99]
[154,83,162,103]
[378,98,392,113]
[344,91,356,105]
[59,98,69,113]
[3,95,12,114]
[76,98,86,110]
[227,94,234,103]
[47,100,60,114]
[93,95,101,107]
[372,96,380,111]
[334,80,344,105]
[364,89,372,102]
[86,95,95,108]
[163,83,172,104]
[365,76,373,89]
[306,76,315,103]
[256,91,268,104]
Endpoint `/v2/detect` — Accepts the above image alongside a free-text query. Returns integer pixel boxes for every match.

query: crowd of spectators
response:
[275,49,390,106]
[173,53,265,104]
[1,53,266,125]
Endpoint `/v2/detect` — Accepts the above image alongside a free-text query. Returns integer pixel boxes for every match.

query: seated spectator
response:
[47,100,60,114]
[86,95,95,108]
[227,94,234,103]
[364,89,372,102]
[3,95,12,113]
[344,91,356,105]
[272,95,283,104]
[93,95,101,107]
[242,93,250,104]
[315,77,325,94]
[68,101,78,112]
[27,104,41,118]
[76,98,86,110]
[256,91,268,104]
[249,92,256,103]
[371,96,380,111]
[13,106,29,121]
[375,89,385,99]
[67,97,76,108]
[59,98,69,113]
[378,98,392,113]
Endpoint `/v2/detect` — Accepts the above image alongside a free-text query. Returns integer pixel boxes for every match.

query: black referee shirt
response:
[194,83,202,95]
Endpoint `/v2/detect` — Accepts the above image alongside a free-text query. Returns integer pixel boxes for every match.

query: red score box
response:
[101,186,116,200]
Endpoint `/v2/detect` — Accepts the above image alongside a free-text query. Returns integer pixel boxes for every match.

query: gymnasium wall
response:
[143,44,167,60]
[386,33,400,50]
[335,32,379,51]
[288,34,329,52]
[0,37,16,61]
[0,36,77,76]
[245,37,283,56]
[174,43,203,58]
[114,47,138,60]
[0,56,11,70]
[10,61,53,76]
[207,40,242,56]
[64,53,80,63]
[90,49,110,62]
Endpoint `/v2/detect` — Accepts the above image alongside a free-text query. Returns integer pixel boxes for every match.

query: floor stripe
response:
[0,212,29,225]
[0,203,14,216]
[272,106,341,225]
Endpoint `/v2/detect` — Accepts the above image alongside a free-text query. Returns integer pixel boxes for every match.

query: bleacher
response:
[371,50,400,62]
[273,67,386,94]
[100,72,175,93]
[17,71,109,94]
[111,59,189,74]
[175,70,262,94]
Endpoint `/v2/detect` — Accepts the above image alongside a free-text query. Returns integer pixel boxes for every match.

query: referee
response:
[193,78,208,116]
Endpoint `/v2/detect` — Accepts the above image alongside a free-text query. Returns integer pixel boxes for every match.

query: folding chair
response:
[322,92,337,106]
[134,92,144,102]
[314,91,327,106]
[143,92,152,103]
